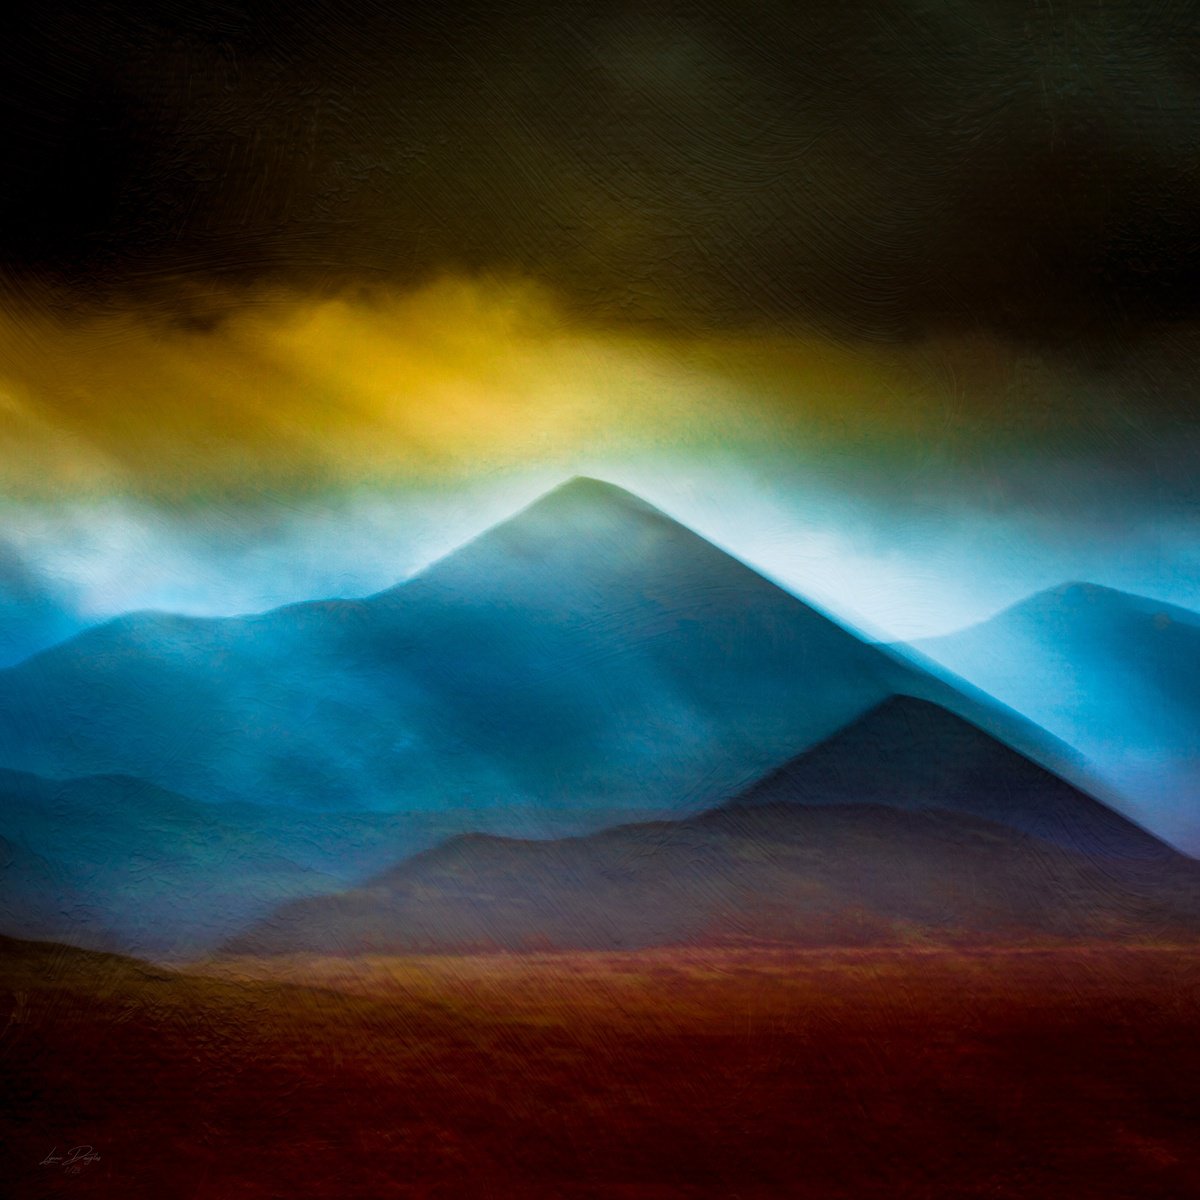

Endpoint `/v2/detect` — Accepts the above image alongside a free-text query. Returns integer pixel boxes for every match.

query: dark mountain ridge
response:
[728,695,1174,862]
[228,698,1200,956]
[227,801,1200,957]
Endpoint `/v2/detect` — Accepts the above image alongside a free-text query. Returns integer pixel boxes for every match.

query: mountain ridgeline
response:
[0,478,905,819]
[0,766,678,957]
[2,478,1195,956]
[228,698,1199,956]
[728,696,1171,861]
[912,583,1200,852]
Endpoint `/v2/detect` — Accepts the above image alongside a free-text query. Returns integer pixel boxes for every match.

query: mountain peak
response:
[989,582,1200,632]
[399,474,693,586]
[1043,581,1136,606]
[524,476,667,521]
[726,693,1174,860]
[554,474,640,499]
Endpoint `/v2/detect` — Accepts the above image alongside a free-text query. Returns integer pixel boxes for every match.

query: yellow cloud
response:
[0,275,1050,501]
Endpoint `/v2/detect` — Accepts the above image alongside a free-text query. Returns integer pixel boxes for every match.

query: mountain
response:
[0,544,83,667]
[0,767,666,956]
[0,769,339,955]
[911,583,1200,852]
[0,477,905,820]
[0,835,117,950]
[728,695,1173,861]
[227,803,1200,956]
[229,697,1199,955]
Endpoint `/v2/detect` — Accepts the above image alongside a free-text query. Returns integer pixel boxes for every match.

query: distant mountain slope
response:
[0,768,630,955]
[0,835,117,951]
[227,799,1200,956]
[0,478,904,819]
[231,695,1197,956]
[912,583,1200,851]
[0,768,552,955]
[0,769,338,955]
[728,696,1173,861]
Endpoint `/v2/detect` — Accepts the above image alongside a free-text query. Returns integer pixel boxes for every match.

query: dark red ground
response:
[3,940,1200,1198]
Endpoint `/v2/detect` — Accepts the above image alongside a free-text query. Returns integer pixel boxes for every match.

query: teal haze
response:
[1,479,1194,956]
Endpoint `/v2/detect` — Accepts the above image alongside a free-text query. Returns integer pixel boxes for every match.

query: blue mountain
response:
[0,544,83,667]
[912,583,1200,852]
[0,478,904,821]
[4,483,1183,955]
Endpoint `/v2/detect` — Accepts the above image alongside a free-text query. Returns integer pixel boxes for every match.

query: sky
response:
[0,0,1198,662]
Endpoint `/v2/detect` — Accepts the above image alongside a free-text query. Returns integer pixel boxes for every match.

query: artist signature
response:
[40,1145,101,1174]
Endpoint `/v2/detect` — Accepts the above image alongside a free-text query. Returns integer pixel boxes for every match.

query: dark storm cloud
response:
[1,0,1197,344]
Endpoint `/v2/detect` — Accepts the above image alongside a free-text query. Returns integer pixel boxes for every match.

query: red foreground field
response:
[4,940,1200,1198]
